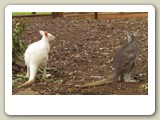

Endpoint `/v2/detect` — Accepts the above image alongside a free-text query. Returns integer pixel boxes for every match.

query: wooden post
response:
[94,12,98,20]
[51,12,64,18]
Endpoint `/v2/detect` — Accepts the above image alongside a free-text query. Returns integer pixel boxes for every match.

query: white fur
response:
[24,30,55,85]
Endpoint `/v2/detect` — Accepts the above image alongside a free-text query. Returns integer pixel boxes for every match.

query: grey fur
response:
[113,31,138,82]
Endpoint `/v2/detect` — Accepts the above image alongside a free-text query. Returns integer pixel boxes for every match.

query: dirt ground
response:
[12,13,148,95]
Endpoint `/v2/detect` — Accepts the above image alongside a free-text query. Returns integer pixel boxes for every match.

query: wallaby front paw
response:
[46,74,51,78]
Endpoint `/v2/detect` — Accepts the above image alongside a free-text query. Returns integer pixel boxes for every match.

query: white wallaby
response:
[19,30,56,88]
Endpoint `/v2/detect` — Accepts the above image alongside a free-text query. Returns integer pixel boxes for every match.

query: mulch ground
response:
[12,13,148,95]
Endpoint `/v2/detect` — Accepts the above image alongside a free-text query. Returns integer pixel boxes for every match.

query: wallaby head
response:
[127,31,138,42]
[39,30,56,42]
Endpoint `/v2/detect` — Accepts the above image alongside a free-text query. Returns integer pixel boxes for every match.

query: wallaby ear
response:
[134,30,139,36]
[126,31,129,37]
[125,31,129,36]
[39,30,44,36]
[44,31,48,37]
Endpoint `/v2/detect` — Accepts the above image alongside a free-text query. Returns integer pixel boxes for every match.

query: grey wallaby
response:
[77,31,138,88]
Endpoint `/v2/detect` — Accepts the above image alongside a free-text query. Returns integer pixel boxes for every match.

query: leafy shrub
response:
[12,22,26,62]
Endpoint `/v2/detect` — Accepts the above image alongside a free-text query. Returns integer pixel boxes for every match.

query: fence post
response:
[94,12,98,20]
[51,12,64,18]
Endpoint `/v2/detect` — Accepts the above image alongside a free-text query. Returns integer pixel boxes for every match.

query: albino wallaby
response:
[18,30,56,88]
[77,31,138,88]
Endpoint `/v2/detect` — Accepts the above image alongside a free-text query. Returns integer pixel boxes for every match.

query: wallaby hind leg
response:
[26,66,30,78]
[119,74,125,82]
[124,73,137,82]
[42,59,52,79]
[124,73,131,82]
[42,61,47,80]
[42,65,47,80]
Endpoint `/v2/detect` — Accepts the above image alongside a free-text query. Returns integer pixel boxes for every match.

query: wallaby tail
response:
[18,80,34,88]
[18,64,38,88]
[76,73,120,88]
[76,79,114,88]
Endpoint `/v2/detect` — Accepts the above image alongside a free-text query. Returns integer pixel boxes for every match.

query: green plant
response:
[12,12,51,16]
[12,22,26,62]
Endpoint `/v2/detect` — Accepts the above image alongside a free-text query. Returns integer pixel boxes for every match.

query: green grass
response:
[12,12,51,16]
